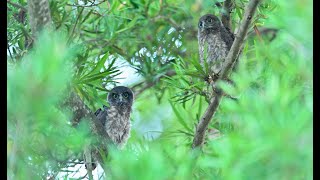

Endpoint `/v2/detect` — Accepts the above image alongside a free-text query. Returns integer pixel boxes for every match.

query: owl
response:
[198,14,234,81]
[85,86,134,170]
[95,86,134,148]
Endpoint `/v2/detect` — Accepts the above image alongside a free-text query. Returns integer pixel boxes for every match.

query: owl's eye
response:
[123,92,129,98]
[199,22,203,28]
[112,93,119,99]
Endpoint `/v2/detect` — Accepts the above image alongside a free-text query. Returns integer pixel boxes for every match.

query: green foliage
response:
[7,32,91,179]
[7,0,312,179]
[164,55,209,105]
[108,142,198,180]
[73,52,121,109]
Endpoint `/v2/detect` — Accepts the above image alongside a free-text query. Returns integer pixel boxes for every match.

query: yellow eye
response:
[113,93,119,99]
[123,92,129,98]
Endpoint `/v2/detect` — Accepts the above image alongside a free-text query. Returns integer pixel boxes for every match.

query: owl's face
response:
[107,86,134,107]
[198,14,221,31]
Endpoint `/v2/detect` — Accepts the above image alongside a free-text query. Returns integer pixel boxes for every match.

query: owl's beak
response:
[118,96,125,106]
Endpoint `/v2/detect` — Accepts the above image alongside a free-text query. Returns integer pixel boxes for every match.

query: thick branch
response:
[221,0,233,31]
[61,91,114,147]
[26,0,114,175]
[26,0,113,147]
[192,0,262,148]
[27,0,52,36]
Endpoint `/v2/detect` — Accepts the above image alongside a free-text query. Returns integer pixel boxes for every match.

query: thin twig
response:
[131,70,176,97]
[7,0,27,12]
[192,0,262,149]
[67,7,85,44]
[248,27,279,41]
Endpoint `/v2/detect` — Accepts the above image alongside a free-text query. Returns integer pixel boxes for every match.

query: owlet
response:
[86,86,134,170]
[198,14,234,81]
[95,86,134,148]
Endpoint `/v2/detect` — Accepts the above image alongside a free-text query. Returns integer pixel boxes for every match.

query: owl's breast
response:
[206,33,228,61]
[105,107,131,144]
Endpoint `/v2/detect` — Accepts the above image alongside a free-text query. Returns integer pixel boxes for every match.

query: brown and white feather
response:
[198,14,234,78]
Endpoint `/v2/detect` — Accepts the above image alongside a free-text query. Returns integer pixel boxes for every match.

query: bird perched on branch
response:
[198,14,234,83]
[95,86,134,148]
[86,86,134,170]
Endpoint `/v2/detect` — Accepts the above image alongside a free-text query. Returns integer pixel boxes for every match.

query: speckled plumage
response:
[198,14,234,78]
[95,86,134,148]
[86,86,134,170]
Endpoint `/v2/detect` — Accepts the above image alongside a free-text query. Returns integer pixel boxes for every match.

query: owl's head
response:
[107,86,134,107]
[198,14,221,31]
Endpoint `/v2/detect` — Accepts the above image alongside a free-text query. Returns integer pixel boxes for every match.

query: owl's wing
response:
[221,27,235,50]
[227,28,235,40]
[94,108,102,116]
[95,105,109,127]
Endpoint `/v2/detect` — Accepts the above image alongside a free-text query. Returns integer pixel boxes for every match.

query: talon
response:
[204,75,209,82]
[85,162,97,170]
[204,75,214,84]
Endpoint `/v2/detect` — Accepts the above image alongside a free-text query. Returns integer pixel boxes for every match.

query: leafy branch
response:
[26,0,115,178]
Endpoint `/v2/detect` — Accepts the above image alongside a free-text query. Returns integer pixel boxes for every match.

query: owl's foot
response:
[85,162,97,170]
[204,75,216,84]
[204,75,210,83]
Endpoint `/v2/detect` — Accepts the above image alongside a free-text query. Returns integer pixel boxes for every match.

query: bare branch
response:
[61,91,114,147]
[221,0,233,31]
[27,0,52,36]
[192,0,262,149]
[84,147,94,180]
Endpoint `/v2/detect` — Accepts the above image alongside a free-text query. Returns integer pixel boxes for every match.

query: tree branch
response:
[61,91,114,147]
[84,147,94,180]
[24,0,116,177]
[26,0,114,155]
[221,0,233,31]
[192,0,262,148]
[7,0,27,12]
[27,0,52,36]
